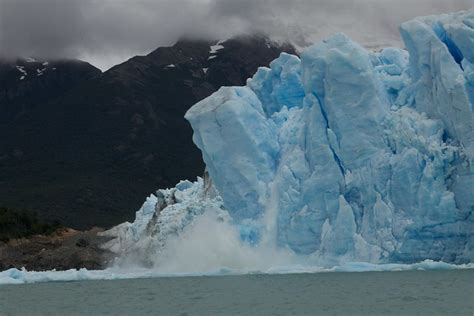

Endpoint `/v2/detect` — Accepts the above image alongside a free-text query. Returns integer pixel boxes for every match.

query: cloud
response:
[1,0,472,70]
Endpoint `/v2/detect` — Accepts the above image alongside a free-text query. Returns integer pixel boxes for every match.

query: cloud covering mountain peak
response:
[1,0,472,70]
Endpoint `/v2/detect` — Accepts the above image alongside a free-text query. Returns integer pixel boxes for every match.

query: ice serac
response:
[400,11,474,218]
[186,9,474,264]
[103,175,226,267]
[185,87,279,242]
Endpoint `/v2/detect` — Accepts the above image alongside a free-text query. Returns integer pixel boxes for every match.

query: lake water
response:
[1,270,473,315]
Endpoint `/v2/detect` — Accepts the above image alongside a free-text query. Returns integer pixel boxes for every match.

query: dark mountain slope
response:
[0,36,296,229]
[0,58,101,123]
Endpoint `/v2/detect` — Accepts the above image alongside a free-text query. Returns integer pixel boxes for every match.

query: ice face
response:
[101,9,474,270]
[102,176,226,267]
[185,9,474,264]
[400,11,474,218]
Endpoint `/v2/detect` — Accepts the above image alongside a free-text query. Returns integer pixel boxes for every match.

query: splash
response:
[103,177,298,273]
[149,210,297,274]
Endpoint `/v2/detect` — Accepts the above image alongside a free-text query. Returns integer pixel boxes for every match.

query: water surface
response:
[1,270,473,315]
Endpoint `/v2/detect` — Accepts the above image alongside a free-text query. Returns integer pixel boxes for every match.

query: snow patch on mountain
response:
[209,40,225,54]
[16,66,27,79]
[208,40,226,60]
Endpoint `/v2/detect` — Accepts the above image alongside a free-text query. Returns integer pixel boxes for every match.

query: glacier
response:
[185,8,474,264]
[1,9,474,284]
[106,8,474,269]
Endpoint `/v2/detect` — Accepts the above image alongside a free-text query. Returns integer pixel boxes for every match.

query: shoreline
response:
[0,227,114,272]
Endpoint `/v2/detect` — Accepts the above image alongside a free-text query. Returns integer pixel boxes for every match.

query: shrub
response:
[0,207,61,242]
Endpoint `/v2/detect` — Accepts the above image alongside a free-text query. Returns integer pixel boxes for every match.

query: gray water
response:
[1,270,473,315]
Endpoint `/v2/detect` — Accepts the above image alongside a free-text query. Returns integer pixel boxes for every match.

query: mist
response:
[1,0,472,70]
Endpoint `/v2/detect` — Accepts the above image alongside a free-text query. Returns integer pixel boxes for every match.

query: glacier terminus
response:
[88,9,474,271]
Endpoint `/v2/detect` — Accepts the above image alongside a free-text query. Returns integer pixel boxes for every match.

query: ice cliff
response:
[108,9,474,267]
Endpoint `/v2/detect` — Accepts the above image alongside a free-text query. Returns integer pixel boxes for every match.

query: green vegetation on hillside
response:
[0,207,61,242]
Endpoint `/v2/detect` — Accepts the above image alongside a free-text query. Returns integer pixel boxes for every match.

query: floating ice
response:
[1,260,473,285]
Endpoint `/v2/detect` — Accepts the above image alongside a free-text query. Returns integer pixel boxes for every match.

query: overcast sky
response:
[1,0,472,70]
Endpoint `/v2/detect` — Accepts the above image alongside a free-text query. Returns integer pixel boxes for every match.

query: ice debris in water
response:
[1,260,473,285]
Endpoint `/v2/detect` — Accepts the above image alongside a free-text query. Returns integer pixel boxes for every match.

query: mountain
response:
[0,35,296,229]
[0,58,101,123]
